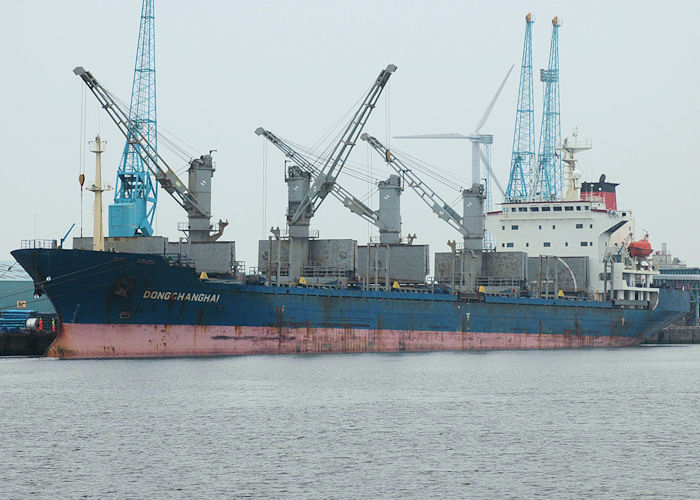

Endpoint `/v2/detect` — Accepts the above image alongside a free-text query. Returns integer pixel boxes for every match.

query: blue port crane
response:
[534,17,563,201]
[505,13,536,202]
[108,0,158,237]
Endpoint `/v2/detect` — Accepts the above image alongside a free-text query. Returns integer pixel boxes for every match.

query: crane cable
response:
[262,138,268,239]
[105,89,198,172]
[367,142,373,242]
[79,85,87,238]
[308,84,371,166]
[390,147,468,191]
[283,138,384,184]
[385,80,391,150]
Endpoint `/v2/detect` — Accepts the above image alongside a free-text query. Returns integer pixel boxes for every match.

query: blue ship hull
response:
[11,248,690,358]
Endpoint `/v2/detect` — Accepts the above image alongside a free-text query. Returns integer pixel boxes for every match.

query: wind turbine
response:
[394,65,514,206]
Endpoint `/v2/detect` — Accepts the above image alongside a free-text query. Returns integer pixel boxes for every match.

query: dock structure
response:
[654,267,700,325]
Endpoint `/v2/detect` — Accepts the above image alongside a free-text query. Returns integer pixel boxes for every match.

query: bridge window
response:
[541,206,551,212]
[530,207,539,212]
[519,207,527,212]
[506,243,514,248]
[565,206,574,211]
[576,206,582,211]
[511,225,519,230]
[581,242,588,247]
[544,242,551,247]
[553,206,563,212]
[576,223,583,229]
[552,225,556,229]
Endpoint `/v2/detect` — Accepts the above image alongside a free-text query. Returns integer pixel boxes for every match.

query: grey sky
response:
[1,0,698,268]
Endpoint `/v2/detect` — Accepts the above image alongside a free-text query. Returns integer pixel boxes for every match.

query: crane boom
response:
[255,127,386,229]
[361,134,469,237]
[73,66,208,218]
[290,64,397,225]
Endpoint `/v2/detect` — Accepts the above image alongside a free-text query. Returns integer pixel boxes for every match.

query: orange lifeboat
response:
[628,234,653,258]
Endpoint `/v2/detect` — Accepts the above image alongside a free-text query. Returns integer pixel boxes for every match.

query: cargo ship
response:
[10,157,690,358]
[10,248,689,358]
[10,16,690,358]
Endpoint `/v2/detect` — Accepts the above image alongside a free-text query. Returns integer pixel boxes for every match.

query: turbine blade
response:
[472,64,515,134]
[394,133,471,140]
[480,147,505,197]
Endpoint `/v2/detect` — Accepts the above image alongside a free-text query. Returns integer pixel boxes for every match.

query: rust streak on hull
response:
[47,323,642,359]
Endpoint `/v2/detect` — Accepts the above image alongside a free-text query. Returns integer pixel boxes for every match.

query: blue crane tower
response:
[534,17,562,200]
[108,0,158,237]
[505,13,536,202]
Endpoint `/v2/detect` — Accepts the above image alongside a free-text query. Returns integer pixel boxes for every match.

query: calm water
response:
[2,346,700,498]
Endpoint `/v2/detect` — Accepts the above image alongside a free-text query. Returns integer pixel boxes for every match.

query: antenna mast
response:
[87,136,112,251]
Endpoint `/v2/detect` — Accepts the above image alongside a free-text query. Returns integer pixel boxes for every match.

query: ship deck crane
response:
[362,134,486,291]
[289,64,396,226]
[361,134,469,238]
[74,66,222,242]
[255,64,397,280]
[255,127,387,230]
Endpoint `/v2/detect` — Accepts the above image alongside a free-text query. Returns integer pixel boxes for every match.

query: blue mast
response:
[505,13,536,202]
[535,17,562,200]
[108,0,158,237]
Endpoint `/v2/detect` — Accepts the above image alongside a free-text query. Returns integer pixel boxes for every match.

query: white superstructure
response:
[486,196,658,306]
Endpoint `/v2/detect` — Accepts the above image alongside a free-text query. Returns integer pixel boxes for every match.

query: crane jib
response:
[256,127,388,230]
[74,66,210,219]
[360,134,471,238]
[288,64,397,225]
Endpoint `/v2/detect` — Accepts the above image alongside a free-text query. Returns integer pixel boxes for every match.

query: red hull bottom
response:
[47,323,642,359]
